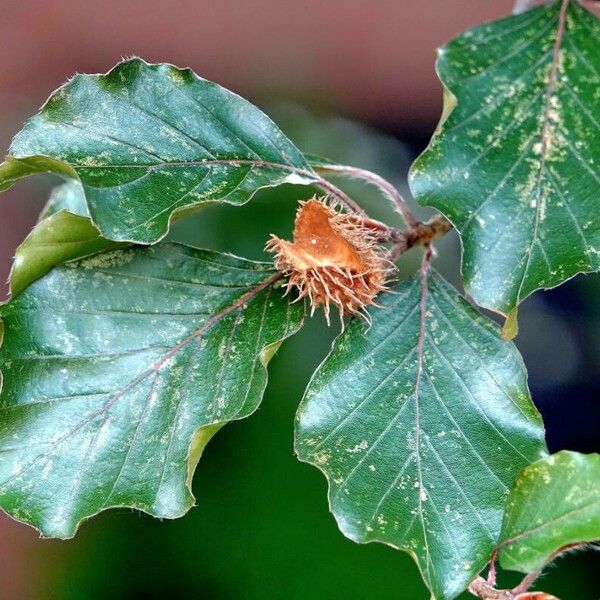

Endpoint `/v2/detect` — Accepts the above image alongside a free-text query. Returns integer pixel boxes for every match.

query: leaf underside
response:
[39,179,90,221]
[410,1,600,318]
[0,58,314,244]
[498,450,600,573]
[296,269,546,600]
[0,244,303,538]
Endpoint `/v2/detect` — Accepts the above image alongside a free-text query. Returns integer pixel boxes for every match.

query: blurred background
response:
[1,1,599,598]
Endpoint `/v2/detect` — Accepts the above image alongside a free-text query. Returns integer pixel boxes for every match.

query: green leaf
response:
[410,1,600,326]
[0,156,76,192]
[10,210,124,298]
[295,269,546,600]
[0,58,317,244]
[11,181,123,298]
[0,244,303,538]
[498,450,600,573]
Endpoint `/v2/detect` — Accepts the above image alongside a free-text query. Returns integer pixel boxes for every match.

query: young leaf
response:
[10,210,124,297]
[498,450,600,573]
[10,179,120,297]
[12,180,127,298]
[0,244,303,538]
[0,58,318,244]
[410,1,600,332]
[296,269,546,600]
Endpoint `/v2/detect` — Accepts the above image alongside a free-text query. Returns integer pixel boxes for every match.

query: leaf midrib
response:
[515,0,569,303]
[413,256,433,584]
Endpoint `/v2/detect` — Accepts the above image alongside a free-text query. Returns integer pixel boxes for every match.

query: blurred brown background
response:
[1,2,600,599]
[1,0,524,300]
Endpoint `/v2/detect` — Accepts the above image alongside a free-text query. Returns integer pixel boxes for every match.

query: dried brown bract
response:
[266,197,391,324]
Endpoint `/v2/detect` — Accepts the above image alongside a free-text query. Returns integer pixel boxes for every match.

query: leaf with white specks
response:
[0,244,303,538]
[498,450,600,574]
[295,269,546,600]
[410,1,600,336]
[0,58,318,244]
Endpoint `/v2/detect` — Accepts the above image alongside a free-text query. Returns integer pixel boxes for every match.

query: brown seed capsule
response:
[266,197,390,324]
[514,594,560,600]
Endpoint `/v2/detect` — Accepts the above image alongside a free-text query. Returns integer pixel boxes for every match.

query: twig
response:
[468,577,515,599]
[313,163,420,228]
[468,543,576,600]
[389,214,452,259]
[487,549,498,587]
[312,176,366,215]
[306,164,453,253]
[359,216,406,244]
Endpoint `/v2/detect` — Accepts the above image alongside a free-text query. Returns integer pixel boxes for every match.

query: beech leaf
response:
[10,180,121,298]
[296,269,546,600]
[498,450,600,573]
[10,210,124,298]
[0,58,317,244]
[410,1,600,333]
[0,244,303,538]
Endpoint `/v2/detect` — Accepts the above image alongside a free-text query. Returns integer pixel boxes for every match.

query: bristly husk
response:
[266,197,392,325]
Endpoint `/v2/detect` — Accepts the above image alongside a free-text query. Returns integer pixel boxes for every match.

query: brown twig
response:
[511,570,544,596]
[312,176,366,215]
[487,549,498,587]
[389,214,452,259]
[469,577,516,600]
[313,163,420,228]
[469,576,560,600]
[468,543,582,600]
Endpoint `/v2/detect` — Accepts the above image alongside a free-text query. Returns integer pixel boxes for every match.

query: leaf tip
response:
[502,308,519,341]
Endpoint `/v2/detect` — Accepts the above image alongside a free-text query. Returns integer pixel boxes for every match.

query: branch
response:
[311,175,366,215]
[312,165,454,254]
[312,163,419,228]
[468,578,515,600]
[389,214,452,259]
[511,569,543,596]
[469,576,560,599]
[468,545,570,600]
